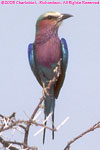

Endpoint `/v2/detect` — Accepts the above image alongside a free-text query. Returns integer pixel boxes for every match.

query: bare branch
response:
[0,136,38,150]
[23,95,45,146]
[0,120,26,133]
[64,121,100,150]
[0,137,19,150]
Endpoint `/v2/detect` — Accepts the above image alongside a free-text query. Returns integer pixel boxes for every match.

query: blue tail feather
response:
[43,87,55,144]
[44,96,55,116]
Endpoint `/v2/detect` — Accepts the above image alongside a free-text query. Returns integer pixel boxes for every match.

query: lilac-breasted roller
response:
[28,11,72,143]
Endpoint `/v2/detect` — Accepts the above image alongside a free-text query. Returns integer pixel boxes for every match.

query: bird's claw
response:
[39,104,45,109]
[42,83,50,97]
[43,87,50,97]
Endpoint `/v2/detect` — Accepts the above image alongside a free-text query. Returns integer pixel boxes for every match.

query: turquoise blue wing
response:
[28,43,42,86]
[54,38,68,98]
[61,38,68,70]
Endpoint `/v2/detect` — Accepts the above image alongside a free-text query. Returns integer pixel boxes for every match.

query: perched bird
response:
[28,11,72,143]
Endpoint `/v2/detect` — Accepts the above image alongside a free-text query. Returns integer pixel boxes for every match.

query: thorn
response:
[33,111,42,121]
[43,113,52,124]
[34,113,52,137]
[7,144,13,149]
[56,116,70,130]
[34,127,44,136]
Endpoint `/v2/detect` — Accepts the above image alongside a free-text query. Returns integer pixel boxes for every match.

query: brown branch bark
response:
[0,137,19,150]
[64,121,100,150]
[24,95,45,146]
[0,120,26,132]
[0,136,37,150]
[0,117,55,134]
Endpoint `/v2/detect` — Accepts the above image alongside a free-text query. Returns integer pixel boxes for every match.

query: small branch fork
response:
[0,59,69,150]
[64,121,100,150]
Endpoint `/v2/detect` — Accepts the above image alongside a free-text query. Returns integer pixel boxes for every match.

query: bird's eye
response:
[47,16,52,19]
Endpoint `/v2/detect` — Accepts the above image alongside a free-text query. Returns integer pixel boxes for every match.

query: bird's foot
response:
[39,104,45,109]
[43,87,50,97]
[42,83,50,97]
[53,58,62,77]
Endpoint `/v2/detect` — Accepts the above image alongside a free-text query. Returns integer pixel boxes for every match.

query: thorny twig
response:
[0,136,37,150]
[64,121,100,150]
[0,114,56,133]
[0,59,62,150]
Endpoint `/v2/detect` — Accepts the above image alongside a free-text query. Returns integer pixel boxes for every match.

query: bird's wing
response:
[28,43,42,86]
[54,38,68,98]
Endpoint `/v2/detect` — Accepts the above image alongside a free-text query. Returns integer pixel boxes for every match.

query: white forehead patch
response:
[44,12,61,18]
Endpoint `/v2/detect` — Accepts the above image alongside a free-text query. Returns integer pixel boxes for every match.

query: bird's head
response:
[36,11,73,33]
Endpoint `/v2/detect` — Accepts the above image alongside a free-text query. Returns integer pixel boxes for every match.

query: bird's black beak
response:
[56,13,73,27]
[61,14,73,20]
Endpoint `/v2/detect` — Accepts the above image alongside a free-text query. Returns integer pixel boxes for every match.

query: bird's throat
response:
[35,27,58,45]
